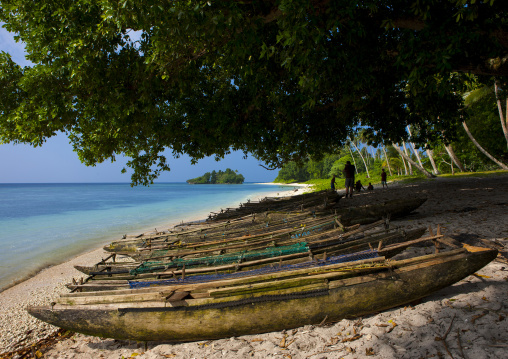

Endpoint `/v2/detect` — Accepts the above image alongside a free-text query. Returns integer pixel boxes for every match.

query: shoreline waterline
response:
[0,182,308,293]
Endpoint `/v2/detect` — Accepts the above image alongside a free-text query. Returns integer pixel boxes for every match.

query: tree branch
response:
[259,164,279,170]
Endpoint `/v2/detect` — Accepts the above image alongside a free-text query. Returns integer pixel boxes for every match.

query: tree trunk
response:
[400,150,408,175]
[347,146,359,174]
[444,144,465,172]
[382,146,393,176]
[350,139,370,178]
[494,78,508,148]
[402,142,413,175]
[406,126,425,169]
[442,159,455,175]
[462,121,508,170]
[392,143,436,178]
[410,142,424,167]
[368,147,375,166]
[426,148,441,175]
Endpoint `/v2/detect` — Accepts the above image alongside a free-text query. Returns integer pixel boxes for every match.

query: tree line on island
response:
[187,169,245,184]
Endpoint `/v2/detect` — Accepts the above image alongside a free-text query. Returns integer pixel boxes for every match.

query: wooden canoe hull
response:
[78,227,427,282]
[103,217,335,254]
[103,197,427,254]
[335,197,427,225]
[28,249,496,342]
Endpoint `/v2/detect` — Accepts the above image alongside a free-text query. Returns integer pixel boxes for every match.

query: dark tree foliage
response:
[187,168,245,184]
[1,1,508,184]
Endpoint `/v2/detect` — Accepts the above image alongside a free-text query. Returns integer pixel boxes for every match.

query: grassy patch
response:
[278,170,508,193]
[439,170,508,178]
[303,174,427,192]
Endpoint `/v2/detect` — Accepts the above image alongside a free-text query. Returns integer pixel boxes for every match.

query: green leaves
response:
[0,0,506,185]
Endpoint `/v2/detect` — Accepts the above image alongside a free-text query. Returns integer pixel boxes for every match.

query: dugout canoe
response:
[104,215,340,255]
[28,246,497,342]
[67,230,436,292]
[209,190,341,221]
[75,222,427,276]
[77,220,373,276]
[73,225,427,283]
[103,197,427,254]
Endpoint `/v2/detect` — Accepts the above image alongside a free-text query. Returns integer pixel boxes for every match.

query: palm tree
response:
[462,121,508,169]
[425,147,441,175]
[382,145,394,176]
[443,144,464,172]
[399,149,408,175]
[346,145,359,174]
[349,137,370,178]
[494,78,508,148]
[385,157,405,175]
[392,143,435,178]
[406,126,426,169]
[463,87,508,170]
[357,130,373,177]
[402,141,413,175]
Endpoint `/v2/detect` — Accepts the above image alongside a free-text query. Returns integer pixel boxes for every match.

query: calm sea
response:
[0,182,290,291]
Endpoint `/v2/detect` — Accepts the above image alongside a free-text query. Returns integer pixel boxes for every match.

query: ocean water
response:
[0,182,290,291]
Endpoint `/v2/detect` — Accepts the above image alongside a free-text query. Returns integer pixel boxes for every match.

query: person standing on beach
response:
[343,161,355,197]
[381,168,388,188]
[331,175,336,191]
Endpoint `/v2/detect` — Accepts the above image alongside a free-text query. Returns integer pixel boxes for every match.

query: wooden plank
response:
[167,291,190,301]
[63,257,387,298]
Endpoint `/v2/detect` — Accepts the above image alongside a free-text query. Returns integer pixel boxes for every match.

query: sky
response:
[0,25,276,183]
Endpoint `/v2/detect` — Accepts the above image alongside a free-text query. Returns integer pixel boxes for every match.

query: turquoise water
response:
[0,182,289,291]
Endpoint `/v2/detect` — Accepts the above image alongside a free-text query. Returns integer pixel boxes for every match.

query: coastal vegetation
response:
[274,87,508,186]
[187,169,245,184]
[0,2,508,185]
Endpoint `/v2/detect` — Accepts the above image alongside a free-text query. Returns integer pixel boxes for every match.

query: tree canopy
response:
[1,0,507,184]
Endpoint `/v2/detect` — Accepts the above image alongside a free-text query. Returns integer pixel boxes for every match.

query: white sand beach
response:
[1,175,507,358]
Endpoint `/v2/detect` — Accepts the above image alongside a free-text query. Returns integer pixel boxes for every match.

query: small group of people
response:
[330,163,388,198]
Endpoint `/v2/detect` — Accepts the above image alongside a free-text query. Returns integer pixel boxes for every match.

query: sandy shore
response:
[0,183,310,355]
[1,176,507,358]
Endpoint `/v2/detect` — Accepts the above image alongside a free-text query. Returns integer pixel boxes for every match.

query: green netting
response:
[130,242,309,275]
[145,220,333,260]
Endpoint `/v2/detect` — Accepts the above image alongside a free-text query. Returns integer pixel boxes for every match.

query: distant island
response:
[187,168,245,184]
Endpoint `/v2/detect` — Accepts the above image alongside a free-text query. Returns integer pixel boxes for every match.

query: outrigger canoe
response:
[27,246,497,342]
[70,224,428,286]
[103,197,427,254]
[209,190,341,220]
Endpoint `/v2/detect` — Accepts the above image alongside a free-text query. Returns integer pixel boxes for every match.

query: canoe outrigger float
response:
[28,246,497,342]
